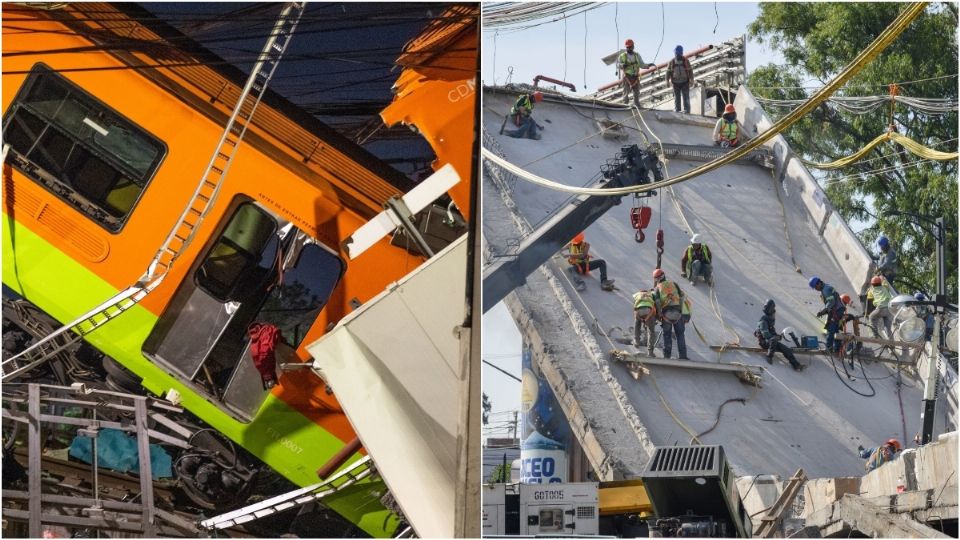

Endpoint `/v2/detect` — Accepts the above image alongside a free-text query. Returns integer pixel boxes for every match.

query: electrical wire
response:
[483,359,522,382]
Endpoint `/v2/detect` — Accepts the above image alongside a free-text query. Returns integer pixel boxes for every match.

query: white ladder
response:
[199,456,376,530]
[2,2,306,382]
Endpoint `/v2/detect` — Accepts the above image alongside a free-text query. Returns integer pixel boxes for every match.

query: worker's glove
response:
[816,309,828,318]
[857,445,865,454]
[769,335,780,343]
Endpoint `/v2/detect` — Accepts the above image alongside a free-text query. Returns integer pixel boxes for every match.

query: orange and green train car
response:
[1,4,454,536]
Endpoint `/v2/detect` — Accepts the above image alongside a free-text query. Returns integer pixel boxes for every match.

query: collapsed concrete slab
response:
[482,83,958,482]
[803,493,950,538]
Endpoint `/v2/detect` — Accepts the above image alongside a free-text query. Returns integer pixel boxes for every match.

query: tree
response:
[748,2,958,299]
[482,392,492,425]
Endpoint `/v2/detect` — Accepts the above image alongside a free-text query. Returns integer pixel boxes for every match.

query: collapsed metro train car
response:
[2,3,471,536]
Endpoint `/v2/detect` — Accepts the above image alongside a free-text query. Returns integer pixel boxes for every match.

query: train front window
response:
[2,63,165,232]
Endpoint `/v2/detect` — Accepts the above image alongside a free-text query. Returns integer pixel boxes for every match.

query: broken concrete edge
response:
[736,86,876,296]
[737,431,959,536]
[806,493,951,538]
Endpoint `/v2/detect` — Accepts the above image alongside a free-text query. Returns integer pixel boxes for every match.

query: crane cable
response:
[629,107,742,348]
[481,2,931,197]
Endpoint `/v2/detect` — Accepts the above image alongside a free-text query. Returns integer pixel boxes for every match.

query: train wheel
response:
[175,429,256,511]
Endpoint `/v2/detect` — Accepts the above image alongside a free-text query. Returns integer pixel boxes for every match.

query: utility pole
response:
[920,216,946,445]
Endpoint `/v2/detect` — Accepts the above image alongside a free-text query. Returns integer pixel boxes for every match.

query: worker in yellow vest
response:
[680,234,713,286]
[618,39,656,108]
[564,232,615,292]
[712,104,743,147]
[866,275,895,339]
[652,268,687,359]
[505,91,543,140]
[633,288,659,356]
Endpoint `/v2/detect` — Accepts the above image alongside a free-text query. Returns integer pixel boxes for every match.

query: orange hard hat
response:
[652,268,665,280]
[532,91,543,103]
[572,232,585,244]
[625,39,634,48]
[724,104,736,114]
[886,438,901,452]
[841,294,852,305]
[871,276,883,286]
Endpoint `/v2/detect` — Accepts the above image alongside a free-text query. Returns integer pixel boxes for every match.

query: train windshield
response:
[2,64,165,231]
[144,200,344,421]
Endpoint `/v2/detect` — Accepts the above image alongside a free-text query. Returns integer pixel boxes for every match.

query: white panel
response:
[307,235,467,538]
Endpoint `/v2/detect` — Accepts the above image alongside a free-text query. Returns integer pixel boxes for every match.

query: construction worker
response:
[633,288,659,356]
[666,45,693,113]
[505,91,543,140]
[618,39,656,109]
[680,234,712,286]
[809,276,845,353]
[565,233,615,291]
[874,236,898,285]
[712,104,743,147]
[755,299,804,371]
[858,439,901,472]
[652,269,687,359]
[866,275,895,340]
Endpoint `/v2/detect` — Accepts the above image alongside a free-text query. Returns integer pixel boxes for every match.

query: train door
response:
[143,198,344,421]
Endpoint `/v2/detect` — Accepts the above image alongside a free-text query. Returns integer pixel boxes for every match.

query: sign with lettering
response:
[520,448,566,484]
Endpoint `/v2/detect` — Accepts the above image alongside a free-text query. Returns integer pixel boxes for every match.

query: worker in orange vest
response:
[652,268,687,359]
[564,233,615,292]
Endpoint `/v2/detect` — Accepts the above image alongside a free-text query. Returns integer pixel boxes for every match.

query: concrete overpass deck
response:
[482,85,957,480]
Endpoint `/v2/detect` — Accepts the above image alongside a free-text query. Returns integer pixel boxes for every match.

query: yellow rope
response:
[482,2,930,197]
[802,131,958,170]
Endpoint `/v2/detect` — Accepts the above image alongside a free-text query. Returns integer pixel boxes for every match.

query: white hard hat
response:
[690,234,701,244]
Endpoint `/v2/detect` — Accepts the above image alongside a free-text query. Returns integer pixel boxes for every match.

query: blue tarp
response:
[69,428,173,478]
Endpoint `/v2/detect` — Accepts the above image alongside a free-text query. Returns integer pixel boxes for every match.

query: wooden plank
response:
[710,344,824,356]
[610,350,763,376]
[755,469,807,538]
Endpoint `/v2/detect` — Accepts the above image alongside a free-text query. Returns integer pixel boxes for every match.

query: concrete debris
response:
[802,493,950,538]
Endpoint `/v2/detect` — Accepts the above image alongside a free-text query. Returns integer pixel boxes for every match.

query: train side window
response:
[1,63,165,232]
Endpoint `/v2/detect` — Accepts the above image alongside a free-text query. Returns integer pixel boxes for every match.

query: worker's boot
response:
[600,279,616,291]
[765,348,775,365]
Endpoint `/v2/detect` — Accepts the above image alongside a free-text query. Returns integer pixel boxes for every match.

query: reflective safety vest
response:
[568,242,590,271]
[682,296,692,316]
[633,291,657,320]
[655,280,682,309]
[684,244,711,276]
[619,51,642,77]
[868,284,893,308]
[718,118,739,142]
[511,95,534,117]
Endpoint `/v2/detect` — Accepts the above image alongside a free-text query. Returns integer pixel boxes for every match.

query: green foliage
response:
[748,2,958,298]
[483,392,492,424]
[490,463,510,483]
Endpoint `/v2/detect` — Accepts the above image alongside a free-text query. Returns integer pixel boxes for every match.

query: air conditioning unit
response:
[641,445,752,538]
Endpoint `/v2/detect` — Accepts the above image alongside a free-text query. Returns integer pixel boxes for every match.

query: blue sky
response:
[481,2,786,426]
[482,2,786,93]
